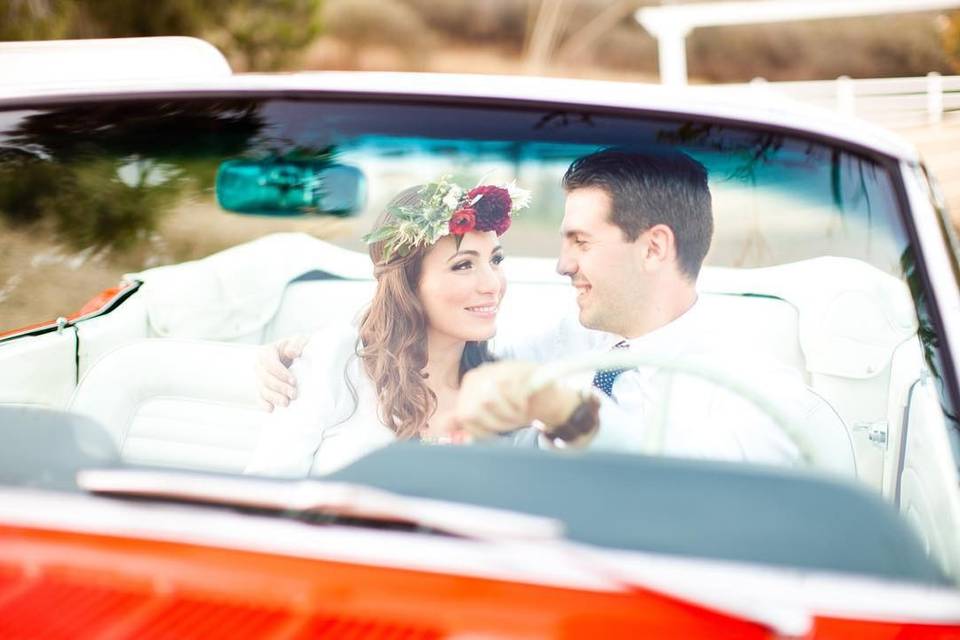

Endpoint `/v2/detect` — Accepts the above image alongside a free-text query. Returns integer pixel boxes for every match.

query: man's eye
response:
[452,260,472,271]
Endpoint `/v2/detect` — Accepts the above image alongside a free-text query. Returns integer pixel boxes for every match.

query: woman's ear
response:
[639,224,676,272]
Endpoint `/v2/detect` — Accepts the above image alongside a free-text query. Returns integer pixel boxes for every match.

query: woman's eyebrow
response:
[447,250,480,262]
[446,245,502,262]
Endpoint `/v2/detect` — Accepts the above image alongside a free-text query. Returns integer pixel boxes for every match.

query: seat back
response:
[68,339,265,473]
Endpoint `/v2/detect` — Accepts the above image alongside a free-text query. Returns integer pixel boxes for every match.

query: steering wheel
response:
[527,350,856,477]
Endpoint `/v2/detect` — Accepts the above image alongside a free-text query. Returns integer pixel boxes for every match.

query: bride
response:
[246,177,599,477]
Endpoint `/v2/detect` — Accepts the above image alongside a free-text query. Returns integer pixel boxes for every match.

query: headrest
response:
[125,233,371,340]
[700,257,918,379]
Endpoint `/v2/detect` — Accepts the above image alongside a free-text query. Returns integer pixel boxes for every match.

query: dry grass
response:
[302,38,660,82]
[303,2,953,83]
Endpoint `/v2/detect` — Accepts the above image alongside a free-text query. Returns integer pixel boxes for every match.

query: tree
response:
[0,0,74,41]
[1,0,324,71]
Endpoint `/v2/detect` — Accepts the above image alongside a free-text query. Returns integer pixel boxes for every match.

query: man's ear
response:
[639,224,676,272]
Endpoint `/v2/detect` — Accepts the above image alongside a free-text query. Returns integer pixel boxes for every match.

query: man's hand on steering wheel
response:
[451,361,590,446]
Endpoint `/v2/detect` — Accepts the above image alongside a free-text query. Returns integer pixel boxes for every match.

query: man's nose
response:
[556,249,576,277]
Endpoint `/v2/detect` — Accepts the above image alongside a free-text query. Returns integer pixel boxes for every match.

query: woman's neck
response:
[423,329,465,391]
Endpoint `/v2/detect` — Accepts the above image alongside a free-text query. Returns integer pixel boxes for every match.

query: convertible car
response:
[0,37,959,637]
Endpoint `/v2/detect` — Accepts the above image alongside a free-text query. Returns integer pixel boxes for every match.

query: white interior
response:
[0,233,904,487]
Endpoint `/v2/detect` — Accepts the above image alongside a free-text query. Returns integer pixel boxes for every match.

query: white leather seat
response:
[68,339,265,473]
[97,236,910,484]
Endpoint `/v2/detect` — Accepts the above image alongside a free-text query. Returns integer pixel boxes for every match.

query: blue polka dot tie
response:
[592,340,629,397]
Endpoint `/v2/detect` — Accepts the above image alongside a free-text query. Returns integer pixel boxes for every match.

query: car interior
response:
[12,231,912,492]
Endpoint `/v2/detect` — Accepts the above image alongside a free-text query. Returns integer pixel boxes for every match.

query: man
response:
[259,149,840,465]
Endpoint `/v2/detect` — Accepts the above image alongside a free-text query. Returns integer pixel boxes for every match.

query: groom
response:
[258,148,836,464]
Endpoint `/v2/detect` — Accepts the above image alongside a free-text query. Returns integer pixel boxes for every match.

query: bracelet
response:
[544,391,601,448]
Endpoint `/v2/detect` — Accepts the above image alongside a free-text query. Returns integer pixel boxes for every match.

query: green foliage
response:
[206,0,324,70]
[2,0,323,71]
[0,0,74,40]
[363,180,457,262]
[69,0,223,38]
[0,155,185,252]
[0,100,270,254]
[37,158,187,252]
[0,158,62,226]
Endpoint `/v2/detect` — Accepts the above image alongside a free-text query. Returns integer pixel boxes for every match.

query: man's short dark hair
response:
[561,148,713,279]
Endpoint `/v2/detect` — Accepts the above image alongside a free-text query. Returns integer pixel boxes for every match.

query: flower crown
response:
[362,176,531,262]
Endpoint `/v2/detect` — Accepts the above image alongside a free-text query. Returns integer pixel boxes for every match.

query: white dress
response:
[245,325,396,477]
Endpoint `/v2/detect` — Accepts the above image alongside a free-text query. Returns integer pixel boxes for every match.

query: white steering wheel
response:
[527,350,856,477]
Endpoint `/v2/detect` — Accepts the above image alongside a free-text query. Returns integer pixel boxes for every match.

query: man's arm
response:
[451,360,651,452]
[452,361,600,448]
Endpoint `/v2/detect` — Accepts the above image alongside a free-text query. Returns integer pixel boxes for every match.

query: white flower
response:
[442,184,463,211]
[506,181,532,211]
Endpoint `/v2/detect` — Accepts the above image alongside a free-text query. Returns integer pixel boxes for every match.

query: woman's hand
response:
[256,334,308,411]
[452,361,582,439]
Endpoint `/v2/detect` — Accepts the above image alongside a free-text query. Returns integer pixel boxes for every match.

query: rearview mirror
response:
[215,159,366,216]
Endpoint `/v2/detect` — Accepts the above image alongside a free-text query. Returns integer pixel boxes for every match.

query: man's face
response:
[557,186,647,334]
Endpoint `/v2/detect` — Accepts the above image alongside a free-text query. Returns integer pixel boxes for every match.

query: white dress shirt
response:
[592,299,811,465]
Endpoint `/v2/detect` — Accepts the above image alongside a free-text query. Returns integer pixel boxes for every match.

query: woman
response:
[246,177,536,476]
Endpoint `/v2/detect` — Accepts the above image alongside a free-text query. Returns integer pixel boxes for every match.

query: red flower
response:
[467,185,512,233]
[449,208,476,235]
[491,214,511,236]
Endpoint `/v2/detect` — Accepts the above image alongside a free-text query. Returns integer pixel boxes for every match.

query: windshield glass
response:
[0,94,954,585]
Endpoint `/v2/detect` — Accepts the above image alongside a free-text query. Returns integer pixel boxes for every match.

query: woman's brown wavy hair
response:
[357,185,496,439]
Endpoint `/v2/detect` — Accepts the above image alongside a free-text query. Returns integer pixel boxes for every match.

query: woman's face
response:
[418,230,506,343]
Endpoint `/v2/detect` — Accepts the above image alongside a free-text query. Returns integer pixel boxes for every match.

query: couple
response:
[248,148,821,477]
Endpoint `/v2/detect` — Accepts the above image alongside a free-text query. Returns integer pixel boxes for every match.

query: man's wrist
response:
[541,390,601,448]
[531,383,582,427]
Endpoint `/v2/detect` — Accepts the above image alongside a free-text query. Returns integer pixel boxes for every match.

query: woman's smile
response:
[465,303,499,318]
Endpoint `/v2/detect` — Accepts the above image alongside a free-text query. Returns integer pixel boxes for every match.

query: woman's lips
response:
[465,304,498,318]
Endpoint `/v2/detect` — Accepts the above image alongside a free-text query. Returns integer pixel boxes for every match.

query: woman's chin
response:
[456,319,498,342]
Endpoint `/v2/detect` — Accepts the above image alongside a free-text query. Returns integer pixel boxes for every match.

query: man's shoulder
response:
[495,303,613,362]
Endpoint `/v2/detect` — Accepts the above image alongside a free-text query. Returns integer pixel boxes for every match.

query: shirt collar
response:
[618,296,703,354]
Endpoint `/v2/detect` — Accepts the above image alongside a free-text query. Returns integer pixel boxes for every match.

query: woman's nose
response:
[477,263,502,295]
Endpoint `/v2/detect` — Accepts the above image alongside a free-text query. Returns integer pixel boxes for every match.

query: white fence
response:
[735,73,960,128]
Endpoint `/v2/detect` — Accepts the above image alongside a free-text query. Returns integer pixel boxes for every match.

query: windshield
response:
[0,94,955,586]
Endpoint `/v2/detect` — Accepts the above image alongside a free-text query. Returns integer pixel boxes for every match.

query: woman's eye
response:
[452,260,472,271]
[491,254,505,265]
